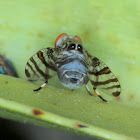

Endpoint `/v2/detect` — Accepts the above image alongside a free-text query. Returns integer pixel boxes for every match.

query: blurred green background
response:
[0,0,140,140]
[0,0,140,107]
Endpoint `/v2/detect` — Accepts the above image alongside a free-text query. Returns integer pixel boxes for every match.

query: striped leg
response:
[85,84,108,102]
[93,87,108,103]
[85,84,93,96]
[33,81,48,92]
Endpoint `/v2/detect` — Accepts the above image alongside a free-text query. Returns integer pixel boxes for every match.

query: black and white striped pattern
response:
[25,48,57,82]
[86,55,121,97]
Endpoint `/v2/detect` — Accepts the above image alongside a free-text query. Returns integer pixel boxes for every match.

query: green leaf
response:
[0,0,140,140]
[0,75,139,140]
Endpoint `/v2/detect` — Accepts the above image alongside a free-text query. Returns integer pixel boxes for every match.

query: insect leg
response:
[85,84,93,96]
[33,81,48,92]
[93,87,108,103]
[88,69,108,103]
[86,84,108,102]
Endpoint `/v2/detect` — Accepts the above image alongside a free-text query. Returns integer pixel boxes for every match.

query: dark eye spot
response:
[77,45,83,53]
[68,44,76,50]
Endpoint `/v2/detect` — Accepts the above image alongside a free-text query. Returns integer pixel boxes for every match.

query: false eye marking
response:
[55,33,68,48]
[77,44,83,53]
[67,44,76,50]
[67,44,83,53]
[75,35,82,44]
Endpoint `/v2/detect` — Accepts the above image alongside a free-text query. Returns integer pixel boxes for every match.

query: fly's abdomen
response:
[58,59,89,89]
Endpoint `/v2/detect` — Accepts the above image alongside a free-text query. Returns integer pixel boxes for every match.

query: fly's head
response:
[55,33,83,53]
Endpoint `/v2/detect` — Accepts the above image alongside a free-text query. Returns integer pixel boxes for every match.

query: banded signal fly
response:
[25,33,121,102]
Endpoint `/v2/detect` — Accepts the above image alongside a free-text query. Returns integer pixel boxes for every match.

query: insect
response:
[0,55,18,77]
[25,33,121,102]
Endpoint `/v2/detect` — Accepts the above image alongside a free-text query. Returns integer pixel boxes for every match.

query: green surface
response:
[0,75,139,140]
[0,0,140,139]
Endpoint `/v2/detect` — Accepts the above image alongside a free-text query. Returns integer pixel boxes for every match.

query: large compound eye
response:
[55,33,68,48]
[67,44,76,50]
[77,45,83,53]
[75,35,82,44]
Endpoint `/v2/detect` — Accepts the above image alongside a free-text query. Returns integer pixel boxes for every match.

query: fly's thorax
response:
[57,54,89,89]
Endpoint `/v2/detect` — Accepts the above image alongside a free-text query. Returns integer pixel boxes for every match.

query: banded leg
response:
[85,84,108,102]
[93,87,108,103]
[85,84,92,96]
[33,81,48,92]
